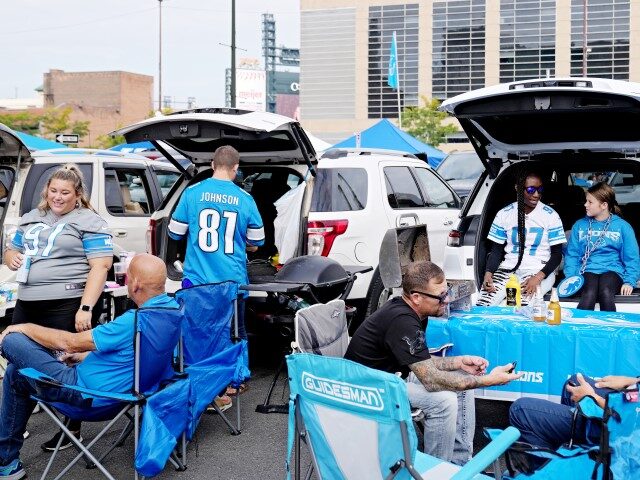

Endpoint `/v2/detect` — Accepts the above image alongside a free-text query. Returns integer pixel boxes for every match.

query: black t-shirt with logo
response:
[344,296,431,378]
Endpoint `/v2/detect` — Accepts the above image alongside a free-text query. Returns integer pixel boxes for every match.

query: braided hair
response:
[510,169,542,272]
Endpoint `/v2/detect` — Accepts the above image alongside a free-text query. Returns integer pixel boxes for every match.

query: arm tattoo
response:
[409,358,485,392]
[431,356,458,371]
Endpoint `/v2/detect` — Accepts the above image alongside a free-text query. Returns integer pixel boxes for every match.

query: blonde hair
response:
[37,163,94,213]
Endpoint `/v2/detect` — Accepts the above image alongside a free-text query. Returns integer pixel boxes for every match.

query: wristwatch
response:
[80,304,93,312]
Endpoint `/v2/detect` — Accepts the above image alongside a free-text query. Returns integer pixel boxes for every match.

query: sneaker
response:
[206,395,233,413]
[0,458,26,480]
[40,429,83,452]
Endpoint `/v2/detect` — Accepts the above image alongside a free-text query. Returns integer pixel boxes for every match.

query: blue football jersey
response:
[168,177,265,286]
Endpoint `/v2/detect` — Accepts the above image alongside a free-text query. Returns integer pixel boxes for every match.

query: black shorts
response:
[12,296,104,333]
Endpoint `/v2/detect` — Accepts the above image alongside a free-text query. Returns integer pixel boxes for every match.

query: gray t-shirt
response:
[10,208,113,301]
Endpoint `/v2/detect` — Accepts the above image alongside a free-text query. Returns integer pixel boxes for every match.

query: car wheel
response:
[365,268,393,318]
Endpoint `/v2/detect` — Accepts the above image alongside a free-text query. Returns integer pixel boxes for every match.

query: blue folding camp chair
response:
[174,281,250,441]
[496,385,640,480]
[18,305,185,480]
[286,353,520,480]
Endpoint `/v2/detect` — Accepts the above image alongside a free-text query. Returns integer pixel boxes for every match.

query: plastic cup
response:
[114,262,127,286]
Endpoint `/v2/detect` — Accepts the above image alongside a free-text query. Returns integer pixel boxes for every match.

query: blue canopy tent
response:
[15,131,65,151]
[110,141,156,153]
[331,118,446,168]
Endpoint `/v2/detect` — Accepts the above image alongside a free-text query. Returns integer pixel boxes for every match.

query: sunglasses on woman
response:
[524,186,544,195]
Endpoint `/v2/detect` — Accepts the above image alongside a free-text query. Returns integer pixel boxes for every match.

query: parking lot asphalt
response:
[1,332,511,480]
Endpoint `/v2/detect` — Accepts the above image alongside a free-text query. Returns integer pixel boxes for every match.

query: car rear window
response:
[310,168,368,212]
[21,163,93,215]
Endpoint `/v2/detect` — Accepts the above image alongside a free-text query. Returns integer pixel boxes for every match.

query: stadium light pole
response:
[230,0,236,107]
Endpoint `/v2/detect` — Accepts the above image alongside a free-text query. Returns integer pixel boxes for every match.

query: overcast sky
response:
[0,0,300,108]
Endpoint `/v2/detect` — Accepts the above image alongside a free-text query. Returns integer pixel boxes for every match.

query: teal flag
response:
[387,31,398,89]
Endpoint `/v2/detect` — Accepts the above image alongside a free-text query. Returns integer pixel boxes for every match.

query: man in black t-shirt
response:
[345,261,521,465]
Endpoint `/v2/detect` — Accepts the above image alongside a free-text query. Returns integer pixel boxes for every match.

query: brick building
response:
[43,69,153,146]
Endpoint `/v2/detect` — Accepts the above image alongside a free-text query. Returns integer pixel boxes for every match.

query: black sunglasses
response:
[524,186,544,195]
[411,289,450,304]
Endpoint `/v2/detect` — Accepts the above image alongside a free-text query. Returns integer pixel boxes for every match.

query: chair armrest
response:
[450,427,520,480]
[19,368,139,402]
[429,343,454,357]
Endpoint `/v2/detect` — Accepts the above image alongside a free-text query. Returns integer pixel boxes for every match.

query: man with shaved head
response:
[0,254,177,479]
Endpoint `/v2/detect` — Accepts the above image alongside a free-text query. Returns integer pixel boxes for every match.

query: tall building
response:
[300,0,639,146]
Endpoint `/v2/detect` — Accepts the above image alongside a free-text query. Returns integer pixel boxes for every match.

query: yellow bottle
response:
[546,287,561,325]
[505,274,521,307]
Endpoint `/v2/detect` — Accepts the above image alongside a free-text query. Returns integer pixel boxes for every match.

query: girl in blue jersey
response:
[564,182,640,311]
[4,164,113,451]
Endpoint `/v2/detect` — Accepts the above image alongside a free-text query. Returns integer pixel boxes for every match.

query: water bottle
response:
[15,255,32,284]
[532,286,546,322]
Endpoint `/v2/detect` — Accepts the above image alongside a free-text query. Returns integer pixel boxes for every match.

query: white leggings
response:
[476,269,556,306]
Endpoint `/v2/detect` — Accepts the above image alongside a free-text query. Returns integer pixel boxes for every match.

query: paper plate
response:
[557,275,584,298]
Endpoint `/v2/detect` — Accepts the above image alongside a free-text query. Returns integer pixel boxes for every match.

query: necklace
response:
[579,215,612,274]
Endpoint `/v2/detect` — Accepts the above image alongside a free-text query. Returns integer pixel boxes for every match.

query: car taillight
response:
[146,219,157,255]
[307,220,348,256]
[447,230,462,247]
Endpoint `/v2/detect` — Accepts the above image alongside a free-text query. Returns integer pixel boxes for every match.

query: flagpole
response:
[396,54,401,128]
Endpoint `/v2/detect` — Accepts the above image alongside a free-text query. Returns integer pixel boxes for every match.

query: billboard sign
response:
[236,69,266,112]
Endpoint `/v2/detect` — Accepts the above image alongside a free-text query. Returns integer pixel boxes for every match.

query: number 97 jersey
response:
[168,177,265,286]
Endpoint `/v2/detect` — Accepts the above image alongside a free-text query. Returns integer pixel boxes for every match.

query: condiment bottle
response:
[505,274,521,307]
[546,287,561,325]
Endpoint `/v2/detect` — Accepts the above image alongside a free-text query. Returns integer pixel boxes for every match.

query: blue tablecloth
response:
[427,306,640,401]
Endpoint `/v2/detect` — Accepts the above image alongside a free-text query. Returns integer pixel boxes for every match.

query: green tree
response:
[0,111,42,135]
[402,96,458,147]
[40,107,73,137]
[41,107,91,143]
[96,133,125,150]
[71,120,90,140]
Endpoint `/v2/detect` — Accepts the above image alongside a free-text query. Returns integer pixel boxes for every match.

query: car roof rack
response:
[34,148,148,160]
[509,79,593,90]
[321,148,419,160]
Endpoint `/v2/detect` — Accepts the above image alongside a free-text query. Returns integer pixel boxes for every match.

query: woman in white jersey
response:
[4,164,113,451]
[477,171,567,306]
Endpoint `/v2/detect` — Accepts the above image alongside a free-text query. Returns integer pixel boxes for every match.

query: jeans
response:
[0,333,81,465]
[406,373,475,465]
[509,375,614,450]
[577,272,623,312]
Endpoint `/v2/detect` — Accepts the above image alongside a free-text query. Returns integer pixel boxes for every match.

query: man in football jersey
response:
[477,171,567,306]
[168,145,264,341]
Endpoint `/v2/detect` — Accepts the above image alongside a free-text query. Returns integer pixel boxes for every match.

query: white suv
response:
[0,123,180,286]
[308,149,461,316]
[111,110,460,318]
[440,77,640,311]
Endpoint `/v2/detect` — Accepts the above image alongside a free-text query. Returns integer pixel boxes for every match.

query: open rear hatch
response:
[441,78,640,177]
[0,123,32,270]
[111,108,317,177]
